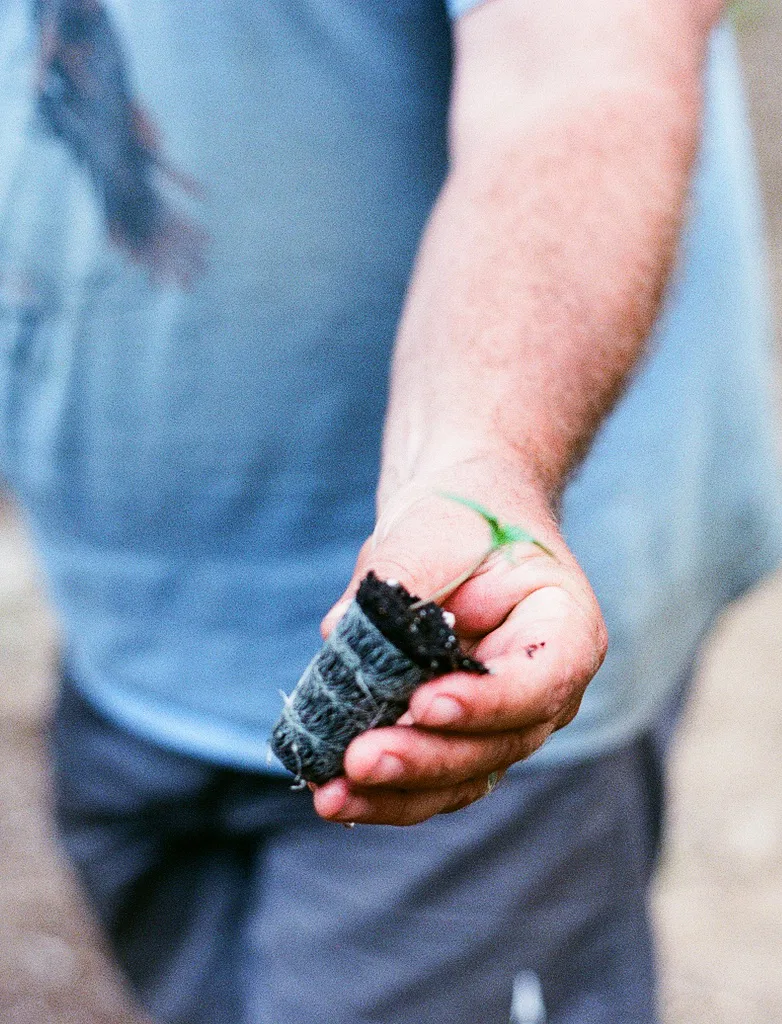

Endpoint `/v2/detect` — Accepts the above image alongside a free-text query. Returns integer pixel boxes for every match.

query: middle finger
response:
[342,721,551,788]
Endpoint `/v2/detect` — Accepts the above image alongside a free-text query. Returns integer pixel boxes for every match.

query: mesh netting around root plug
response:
[269,574,487,785]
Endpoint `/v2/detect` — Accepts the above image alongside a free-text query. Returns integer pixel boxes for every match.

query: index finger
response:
[408,585,606,733]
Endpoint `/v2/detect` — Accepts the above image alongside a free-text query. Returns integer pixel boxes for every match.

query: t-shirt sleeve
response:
[445,0,489,19]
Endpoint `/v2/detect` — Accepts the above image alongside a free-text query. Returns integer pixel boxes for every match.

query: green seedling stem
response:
[410,492,554,609]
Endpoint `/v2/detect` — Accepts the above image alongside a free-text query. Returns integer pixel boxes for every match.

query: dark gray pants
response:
[50,677,667,1024]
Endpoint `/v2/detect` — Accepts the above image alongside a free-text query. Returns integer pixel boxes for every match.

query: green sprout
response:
[410,492,555,608]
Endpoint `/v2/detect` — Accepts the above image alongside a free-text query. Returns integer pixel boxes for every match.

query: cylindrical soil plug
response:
[270,571,487,785]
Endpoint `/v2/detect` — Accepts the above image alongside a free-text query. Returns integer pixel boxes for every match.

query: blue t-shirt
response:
[0,1,779,769]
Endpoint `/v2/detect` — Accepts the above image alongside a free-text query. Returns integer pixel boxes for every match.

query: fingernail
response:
[314,780,347,817]
[363,752,405,783]
[413,694,463,726]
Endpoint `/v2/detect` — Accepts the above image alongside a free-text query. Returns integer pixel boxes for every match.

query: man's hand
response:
[312,467,607,826]
[312,0,721,826]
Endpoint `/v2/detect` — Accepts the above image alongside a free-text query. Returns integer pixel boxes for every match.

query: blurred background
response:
[1,4,781,1023]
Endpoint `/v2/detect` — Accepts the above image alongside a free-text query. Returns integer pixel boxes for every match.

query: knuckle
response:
[514,728,545,763]
[384,798,424,828]
[579,593,608,672]
[494,731,525,768]
[523,723,553,757]
[541,668,576,720]
[592,613,609,669]
[500,727,545,766]
[439,782,483,816]
[419,740,470,785]
[553,693,584,732]
[565,586,608,672]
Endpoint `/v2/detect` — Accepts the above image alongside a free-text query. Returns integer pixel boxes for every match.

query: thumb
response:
[319,493,494,639]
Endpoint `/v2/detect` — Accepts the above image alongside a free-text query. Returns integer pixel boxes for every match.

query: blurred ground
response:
[652,6,782,1020]
[1,6,782,1023]
[0,499,148,1024]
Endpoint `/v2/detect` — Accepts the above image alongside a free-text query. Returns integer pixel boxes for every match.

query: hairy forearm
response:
[380,6,713,511]
[317,2,725,827]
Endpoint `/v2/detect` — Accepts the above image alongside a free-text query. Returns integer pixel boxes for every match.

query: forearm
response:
[380,1,716,510]
[317,0,724,827]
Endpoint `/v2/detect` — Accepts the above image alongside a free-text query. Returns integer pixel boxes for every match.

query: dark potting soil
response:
[356,571,488,677]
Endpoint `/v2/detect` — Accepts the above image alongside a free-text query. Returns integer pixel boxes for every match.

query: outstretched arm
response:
[314,0,724,826]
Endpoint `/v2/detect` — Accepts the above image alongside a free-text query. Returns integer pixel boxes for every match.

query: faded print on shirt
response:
[33,0,206,285]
